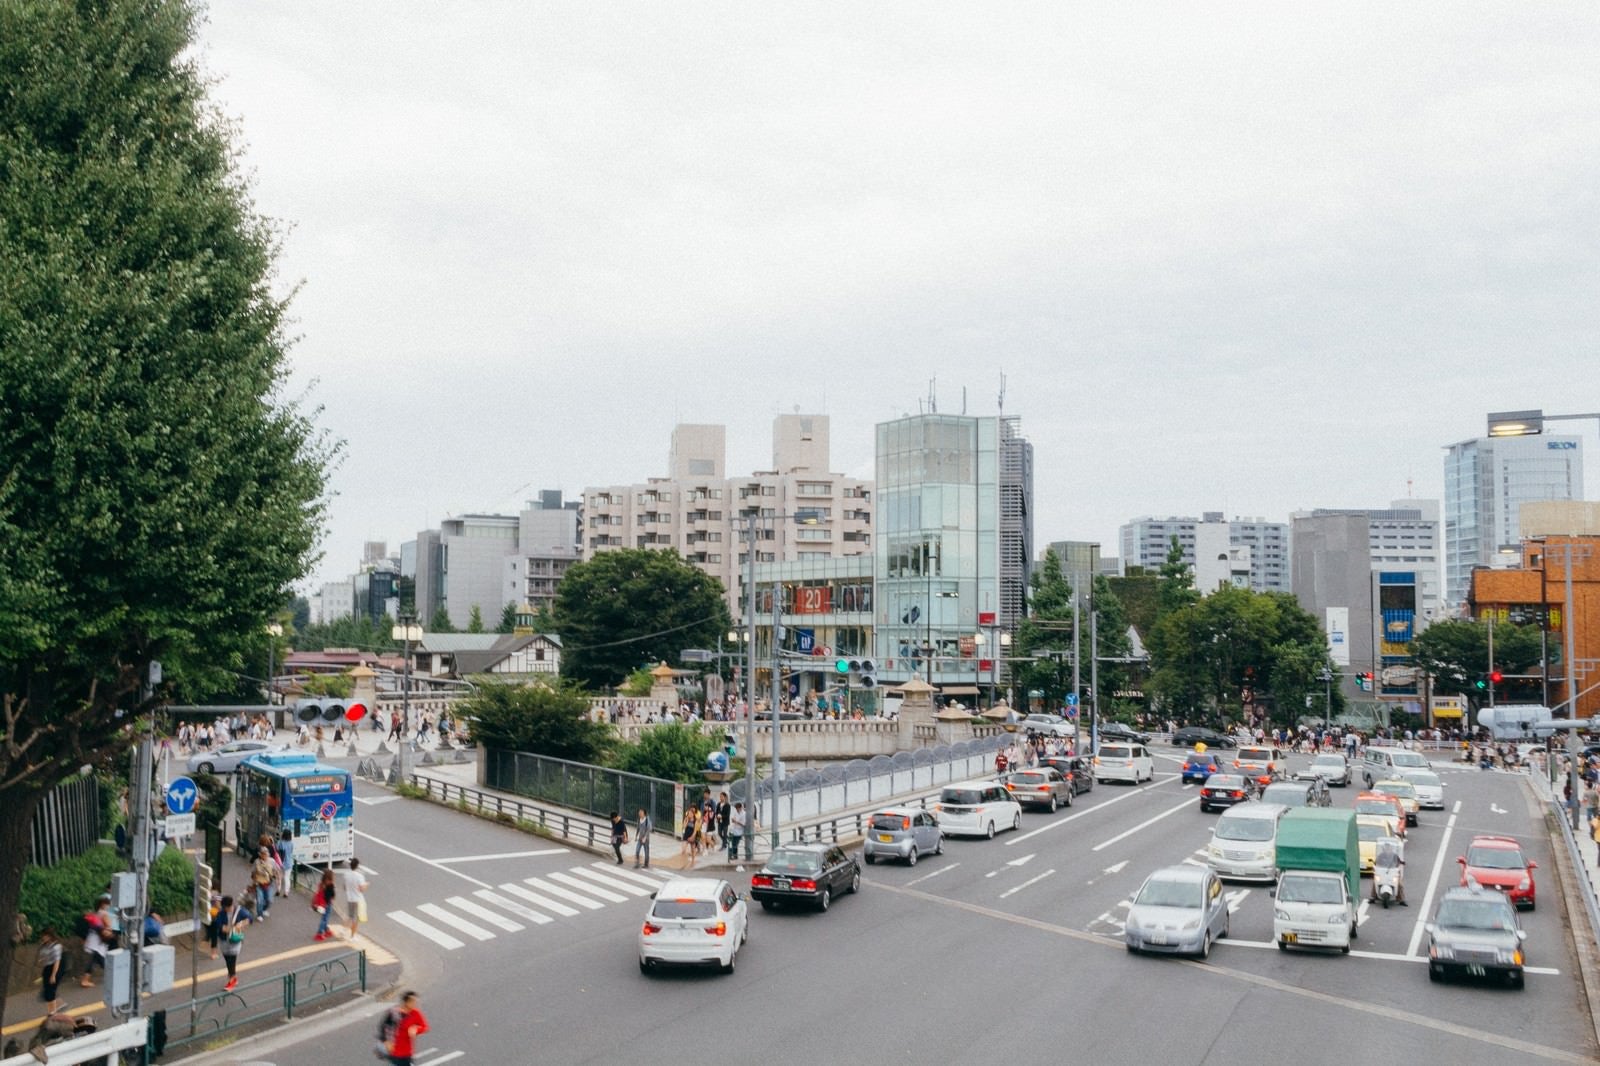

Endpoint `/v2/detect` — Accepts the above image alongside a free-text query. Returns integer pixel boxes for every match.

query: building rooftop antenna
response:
[998,370,1007,414]
[928,377,937,414]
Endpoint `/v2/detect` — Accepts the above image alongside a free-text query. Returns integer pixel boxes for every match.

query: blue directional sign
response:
[165,777,198,815]
[1065,693,1079,706]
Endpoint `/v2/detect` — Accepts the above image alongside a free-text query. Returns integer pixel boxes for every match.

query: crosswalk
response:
[385,862,673,950]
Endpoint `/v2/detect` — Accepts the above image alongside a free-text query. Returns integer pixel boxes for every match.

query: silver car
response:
[1003,768,1074,812]
[1296,753,1351,787]
[1125,865,1230,958]
[863,807,943,866]
[1426,884,1527,988]
[186,740,286,774]
[1021,714,1073,737]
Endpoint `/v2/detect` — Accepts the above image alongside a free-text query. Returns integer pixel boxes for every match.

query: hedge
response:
[19,844,196,941]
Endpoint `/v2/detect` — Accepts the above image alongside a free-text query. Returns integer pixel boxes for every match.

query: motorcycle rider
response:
[1374,838,1406,905]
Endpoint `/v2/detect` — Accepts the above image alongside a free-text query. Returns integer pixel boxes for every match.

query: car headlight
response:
[1517,877,1530,891]
[1328,912,1346,925]
[1274,909,1291,921]
[1208,845,1222,858]
[1182,920,1200,932]
[1496,949,1518,964]
[1430,943,1454,960]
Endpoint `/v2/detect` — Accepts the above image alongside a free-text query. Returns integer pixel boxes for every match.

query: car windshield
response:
[1377,782,1416,798]
[1261,787,1304,805]
[1010,773,1048,785]
[1436,899,1515,931]
[1358,823,1388,842]
[1206,775,1246,789]
[1278,876,1343,904]
[1356,801,1396,817]
[1238,748,1270,762]
[941,789,982,806]
[765,851,822,873]
[1405,772,1441,787]
[1312,756,1344,768]
[1466,846,1525,870]
[870,814,908,831]
[652,899,715,919]
[1135,878,1201,908]
[1186,753,1214,765]
[1214,818,1274,842]
[1390,752,1428,768]
[1101,746,1132,759]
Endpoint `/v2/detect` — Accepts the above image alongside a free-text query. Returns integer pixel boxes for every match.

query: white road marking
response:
[474,889,554,925]
[417,903,495,941]
[1092,798,1195,851]
[905,863,958,887]
[1220,939,1560,973]
[1006,777,1176,845]
[500,881,581,916]
[1453,799,1462,814]
[434,848,569,864]
[999,869,1056,899]
[1490,803,1507,815]
[524,877,605,910]
[354,795,401,806]
[1181,858,1207,867]
[386,909,464,950]
[548,871,628,903]
[426,1053,466,1065]
[1103,861,1128,875]
[445,895,523,931]
[1225,889,1251,913]
[1008,853,1036,867]
[1406,807,1459,957]
[356,830,491,889]
[565,866,653,897]
[1357,899,1371,926]
[1115,899,1131,909]
[601,864,672,889]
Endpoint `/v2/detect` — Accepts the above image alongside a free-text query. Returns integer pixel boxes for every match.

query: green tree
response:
[497,601,518,634]
[300,672,354,698]
[1089,575,1135,716]
[612,722,717,782]
[462,680,614,762]
[429,606,456,633]
[0,0,329,1025]
[1010,549,1076,710]
[291,614,398,655]
[620,667,654,697]
[1158,535,1199,614]
[467,605,486,634]
[554,549,732,689]
[1411,619,1543,706]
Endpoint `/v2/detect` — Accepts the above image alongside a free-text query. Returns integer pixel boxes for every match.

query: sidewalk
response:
[3,836,402,1053]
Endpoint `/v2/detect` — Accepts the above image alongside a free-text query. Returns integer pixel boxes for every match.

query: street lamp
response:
[265,622,283,708]
[391,614,423,781]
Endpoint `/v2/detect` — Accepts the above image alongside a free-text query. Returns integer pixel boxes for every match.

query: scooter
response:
[1372,843,1406,908]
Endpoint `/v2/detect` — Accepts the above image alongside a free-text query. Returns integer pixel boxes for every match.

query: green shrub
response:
[19,845,126,941]
[148,846,195,918]
[611,721,717,782]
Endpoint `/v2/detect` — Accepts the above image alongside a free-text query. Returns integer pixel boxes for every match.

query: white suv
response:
[638,877,748,975]
[1095,743,1154,784]
[935,781,1023,838]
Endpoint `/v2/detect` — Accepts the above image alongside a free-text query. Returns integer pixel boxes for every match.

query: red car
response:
[1457,835,1538,910]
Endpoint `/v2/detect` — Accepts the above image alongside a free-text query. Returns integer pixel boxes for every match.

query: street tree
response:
[1158,535,1200,614]
[462,680,613,762]
[0,0,329,1028]
[612,721,718,782]
[1411,619,1543,707]
[554,549,732,689]
[1011,549,1076,710]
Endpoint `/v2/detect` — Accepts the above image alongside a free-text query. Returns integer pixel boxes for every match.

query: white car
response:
[1095,743,1154,784]
[638,877,747,974]
[1398,768,1445,809]
[186,740,286,774]
[1206,803,1288,882]
[934,781,1022,838]
[1274,869,1355,954]
[1296,753,1351,787]
[1021,714,1073,738]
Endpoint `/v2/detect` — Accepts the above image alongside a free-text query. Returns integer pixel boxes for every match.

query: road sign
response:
[318,799,339,821]
[1065,694,1079,706]
[163,813,196,837]
[165,777,198,815]
[795,628,815,654]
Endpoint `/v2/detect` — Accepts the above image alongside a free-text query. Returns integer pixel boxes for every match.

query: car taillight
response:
[1233,760,1240,768]
[751,875,772,887]
[1232,791,1243,798]
[1064,772,1073,780]
[902,817,911,830]
[642,922,661,935]
[1037,785,1050,791]
[1006,783,1016,791]
[705,922,726,936]
[791,879,816,891]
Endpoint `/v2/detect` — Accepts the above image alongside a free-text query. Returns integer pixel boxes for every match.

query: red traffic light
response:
[344,701,367,722]
[1489,670,1503,684]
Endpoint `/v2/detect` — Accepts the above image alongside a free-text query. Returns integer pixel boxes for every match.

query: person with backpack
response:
[250,846,276,920]
[218,894,252,991]
[311,867,337,941]
[379,990,428,1065]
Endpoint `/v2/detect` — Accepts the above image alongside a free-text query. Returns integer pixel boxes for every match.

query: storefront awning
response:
[1432,707,1464,718]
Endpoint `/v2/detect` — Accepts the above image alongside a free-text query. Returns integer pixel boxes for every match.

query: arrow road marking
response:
[1490,803,1507,815]
[905,863,958,887]
[1103,861,1128,875]
[999,869,1056,898]
[1225,889,1251,913]
[1406,807,1459,957]
[987,854,1034,877]
[1357,899,1371,926]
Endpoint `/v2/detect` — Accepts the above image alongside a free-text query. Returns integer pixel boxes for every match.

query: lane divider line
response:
[1406,807,1459,958]
[1092,798,1195,852]
[999,869,1056,899]
[1006,775,1178,845]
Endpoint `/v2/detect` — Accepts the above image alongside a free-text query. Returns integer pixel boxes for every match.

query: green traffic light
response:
[1474,679,1487,690]
[835,658,850,673]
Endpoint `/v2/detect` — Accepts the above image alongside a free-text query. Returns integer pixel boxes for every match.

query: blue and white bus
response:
[236,752,355,868]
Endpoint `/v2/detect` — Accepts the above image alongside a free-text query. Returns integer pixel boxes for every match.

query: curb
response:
[1527,776,1600,1054]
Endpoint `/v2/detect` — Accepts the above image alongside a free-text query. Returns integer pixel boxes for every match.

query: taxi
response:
[1353,791,1407,839]
[1232,745,1287,788]
[1356,815,1400,874]
[1372,778,1420,827]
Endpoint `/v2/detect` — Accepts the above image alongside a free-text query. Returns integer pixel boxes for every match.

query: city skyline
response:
[190,6,1600,592]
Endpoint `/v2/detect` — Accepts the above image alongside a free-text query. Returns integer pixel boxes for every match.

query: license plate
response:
[774,879,791,890]
[1466,963,1486,977]
[1283,932,1298,944]
[878,835,893,842]
[1150,934,1169,945]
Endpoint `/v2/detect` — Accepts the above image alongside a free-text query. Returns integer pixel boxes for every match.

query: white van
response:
[934,780,1022,839]
[1273,869,1356,953]
[1361,746,1430,787]
[1206,803,1288,882]
[1095,743,1154,784]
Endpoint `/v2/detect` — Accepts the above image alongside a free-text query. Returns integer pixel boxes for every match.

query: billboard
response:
[1325,607,1350,666]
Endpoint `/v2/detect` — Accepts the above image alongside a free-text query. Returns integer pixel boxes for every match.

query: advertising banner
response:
[1325,607,1350,666]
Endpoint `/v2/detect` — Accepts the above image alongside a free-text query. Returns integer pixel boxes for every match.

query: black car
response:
[1260,778,1332,809]
[1198,773,1256,812]
[1099,722,1152,745]
[750,843,861,913]
[1037,754,1096,798]
[1172,726,1237,750]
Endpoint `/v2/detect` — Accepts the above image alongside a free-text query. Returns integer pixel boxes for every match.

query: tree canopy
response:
[1411,619,1544,707]
[0,0,329,1029]
[554,549,733,689]
[462,680,613,763]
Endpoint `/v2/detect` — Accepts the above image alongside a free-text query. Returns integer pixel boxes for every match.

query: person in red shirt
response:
[385,990,428,1066]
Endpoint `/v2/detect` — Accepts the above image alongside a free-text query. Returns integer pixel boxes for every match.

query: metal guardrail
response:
[1550,792,1600,950]
[156,949,367,1058]
[411,772,612,849]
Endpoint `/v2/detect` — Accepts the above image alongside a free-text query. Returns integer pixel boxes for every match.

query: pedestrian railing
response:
[411,771,614,849]
[155,949,366,1058]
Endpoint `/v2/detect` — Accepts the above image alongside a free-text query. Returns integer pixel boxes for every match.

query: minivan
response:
[1206,803,1288,881]
[1095,743,1154,784]
[1361,746,1430,787]
[935,781,1022,838]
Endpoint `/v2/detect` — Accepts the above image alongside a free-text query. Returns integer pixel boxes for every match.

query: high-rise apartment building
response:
[581,416,873,615]
[873,413,1034,692]
[1119,513,1290,592]
[1444,432,1583,611]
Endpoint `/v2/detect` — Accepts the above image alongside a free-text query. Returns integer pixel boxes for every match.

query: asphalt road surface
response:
[203,748,1597,1066]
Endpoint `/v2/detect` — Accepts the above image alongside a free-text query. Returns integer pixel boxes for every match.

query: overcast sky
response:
[193,2,1600,592]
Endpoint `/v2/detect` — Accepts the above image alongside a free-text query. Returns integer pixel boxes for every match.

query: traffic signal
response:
[837,657,877,688]
[1474,678,1487,690]
[295,698,364,723]
[1489,670,1503,684]
[722,731,738,760]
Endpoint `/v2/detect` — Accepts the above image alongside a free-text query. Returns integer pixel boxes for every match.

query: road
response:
[198,746,1597,1066]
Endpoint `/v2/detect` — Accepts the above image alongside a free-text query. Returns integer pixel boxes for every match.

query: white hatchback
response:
[1095,743,1154,784]
[638,877,748,975]
[934,781,1023,839]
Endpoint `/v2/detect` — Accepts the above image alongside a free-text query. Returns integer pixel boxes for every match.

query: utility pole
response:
[1487,612,1497,708]
[1089,608,1100,753]
[743,518,757,860]
[769,587,783,850]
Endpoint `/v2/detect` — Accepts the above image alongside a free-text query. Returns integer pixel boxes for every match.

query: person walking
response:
[727,801,747,861]
[716,792,731,848]
[609,812,628,865]
[633,808,652,869]
[275,829,294,895]
[219,894,252,991]
[680,807,700,863]
[37,927,63,1013]
[311,868,337,941]
[387,711,404,744]
[249,846,276,920]
[339,858,369,940]
[1590,809,1600,867]
[383,990,429,1066]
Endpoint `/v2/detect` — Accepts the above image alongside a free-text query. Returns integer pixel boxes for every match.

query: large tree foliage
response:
[1146,587,1334,726]
[1411,619,1544,707]
[554,549,733,689]
[611,721,718,782]
[463,680,614,762]
[0,0,328,1026]
[1010,549,1076,709]
[291,613,399,655]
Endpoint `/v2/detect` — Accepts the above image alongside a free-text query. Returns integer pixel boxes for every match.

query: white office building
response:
[1119,513,1290,592]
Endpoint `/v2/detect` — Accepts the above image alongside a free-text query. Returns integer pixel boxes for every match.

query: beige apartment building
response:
[582,416,873,614]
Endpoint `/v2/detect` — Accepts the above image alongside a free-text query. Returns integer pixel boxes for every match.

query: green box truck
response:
[1273,808,1360,953]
